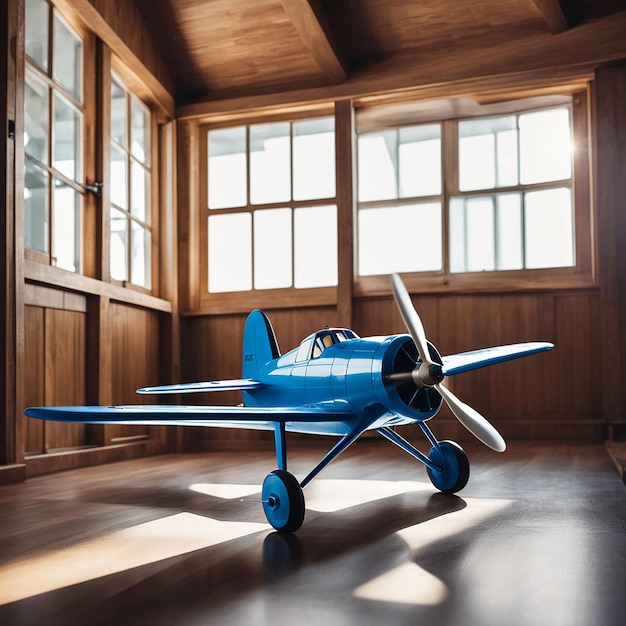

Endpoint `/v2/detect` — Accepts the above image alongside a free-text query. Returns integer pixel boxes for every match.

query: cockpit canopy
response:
[295,329,360,362]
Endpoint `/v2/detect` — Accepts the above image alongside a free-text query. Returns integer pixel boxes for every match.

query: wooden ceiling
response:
[134,0,626,109]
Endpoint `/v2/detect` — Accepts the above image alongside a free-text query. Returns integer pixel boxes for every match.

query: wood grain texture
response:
[108,303,160,441]
[1,442,626,625]
[531,0,571,33]
[44,308,87,450]
[595,64,626,429]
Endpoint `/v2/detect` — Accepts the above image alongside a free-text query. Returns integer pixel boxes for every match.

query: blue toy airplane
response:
[25,274,553,532]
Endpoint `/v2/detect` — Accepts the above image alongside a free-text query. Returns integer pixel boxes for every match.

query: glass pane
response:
[450,196,495,273]
[496,129,518,187]
[294,205,337,288]
[24,161,48,253]
[131,161,149,222]
[24,74,48,163]
[110,207,127,281]
[459,116,517,191]
[520,108,572,184]
[358,203,442,276]
[111,78,127,147]
[358,131,397,201]
[53,13,83,102]
[131,96,150,164]
[208,126,247,209]
[399,125,441,197]
[54,94,81,180]
[110,144,127,209]
[25,0,49,71]
[208,213,252,292]
[496,194,523,270]
[525,187,573,268]
[250,122,290,205]
[53,180,80,272]
[293,118,335,201]
[131,221,151,288]
[254,208,292,289]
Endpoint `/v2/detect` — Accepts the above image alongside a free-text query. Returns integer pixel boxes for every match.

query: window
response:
[205,117,337,294]
[451,109,573,272]
[357,124,443,276]
[109,73,152,289]
[356,97,585,285]
[24,0,84,272]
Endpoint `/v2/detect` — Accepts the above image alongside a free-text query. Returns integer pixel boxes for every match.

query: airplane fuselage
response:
[243,332,443,436]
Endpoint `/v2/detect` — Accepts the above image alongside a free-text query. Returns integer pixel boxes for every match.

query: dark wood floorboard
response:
[0,439,625,626]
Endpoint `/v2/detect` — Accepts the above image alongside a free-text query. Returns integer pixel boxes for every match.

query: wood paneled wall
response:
[182,288,603,450]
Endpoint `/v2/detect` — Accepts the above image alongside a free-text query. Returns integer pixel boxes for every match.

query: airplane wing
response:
[441,341,554,376]
[24,404,356,428]
[137,379,263,394]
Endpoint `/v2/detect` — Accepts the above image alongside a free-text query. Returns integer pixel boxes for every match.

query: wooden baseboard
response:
[25,439,169,477]
[0,464,27,484]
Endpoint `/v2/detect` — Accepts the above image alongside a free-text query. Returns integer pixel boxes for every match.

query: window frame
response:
[354,91,595,296]
[107,69,155,292]
[23,0,93,275]
[198,107,339,312]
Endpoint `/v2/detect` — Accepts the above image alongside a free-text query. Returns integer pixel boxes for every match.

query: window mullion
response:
[442,119,457,278]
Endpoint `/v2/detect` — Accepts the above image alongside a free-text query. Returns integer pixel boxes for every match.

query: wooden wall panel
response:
[181,289,602,447]
[108,303,160,441]
[44,308,87,450]
[23,306,45,455]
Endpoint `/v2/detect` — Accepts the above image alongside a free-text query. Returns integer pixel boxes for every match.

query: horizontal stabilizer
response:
[442,342,554,376]
[137,379,264,394]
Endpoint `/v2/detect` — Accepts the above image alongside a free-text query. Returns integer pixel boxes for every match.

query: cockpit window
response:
[312,332,336,358]
[296,329,359,361]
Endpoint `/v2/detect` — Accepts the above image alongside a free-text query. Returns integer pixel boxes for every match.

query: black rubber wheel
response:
[262,469,305,532]
[426,440,470,494]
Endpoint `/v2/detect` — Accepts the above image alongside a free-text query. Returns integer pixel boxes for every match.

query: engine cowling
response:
[376,335,443,420]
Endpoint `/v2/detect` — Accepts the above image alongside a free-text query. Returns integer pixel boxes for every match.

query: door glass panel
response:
[131,161,148,221]
[110,207,127,281]
[53,180,80,272]
[53,13,83,102]
[131,96,150,164]
[131,221,150,288]
[54,94,81,180]
[25,0,49,71]
[110,144,127,210]
[111,78,127,147]
[24,74,49,164]
[24,161,49,253]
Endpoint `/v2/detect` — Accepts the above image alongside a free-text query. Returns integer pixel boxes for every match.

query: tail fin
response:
[242,310,280,378]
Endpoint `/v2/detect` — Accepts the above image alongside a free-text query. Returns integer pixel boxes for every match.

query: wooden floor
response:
[1,439,625,626]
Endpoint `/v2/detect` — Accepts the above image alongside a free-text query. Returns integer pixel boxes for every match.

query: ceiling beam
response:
[280,0,348,84]
[532,0,571,34]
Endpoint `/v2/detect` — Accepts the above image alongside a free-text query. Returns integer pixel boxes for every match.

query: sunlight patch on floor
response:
[305,479,432,512]
[189,483,262,499]
[353,497,512,606]
[0,513,269,606]
[354,561,449,605]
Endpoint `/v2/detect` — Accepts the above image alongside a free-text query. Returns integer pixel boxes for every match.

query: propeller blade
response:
[390,273,434,366]
[436,383,506,452]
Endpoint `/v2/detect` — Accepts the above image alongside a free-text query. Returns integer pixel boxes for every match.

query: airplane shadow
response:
[261,491,467,576]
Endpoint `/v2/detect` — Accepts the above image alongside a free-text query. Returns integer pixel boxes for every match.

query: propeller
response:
[390,273,506,453]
